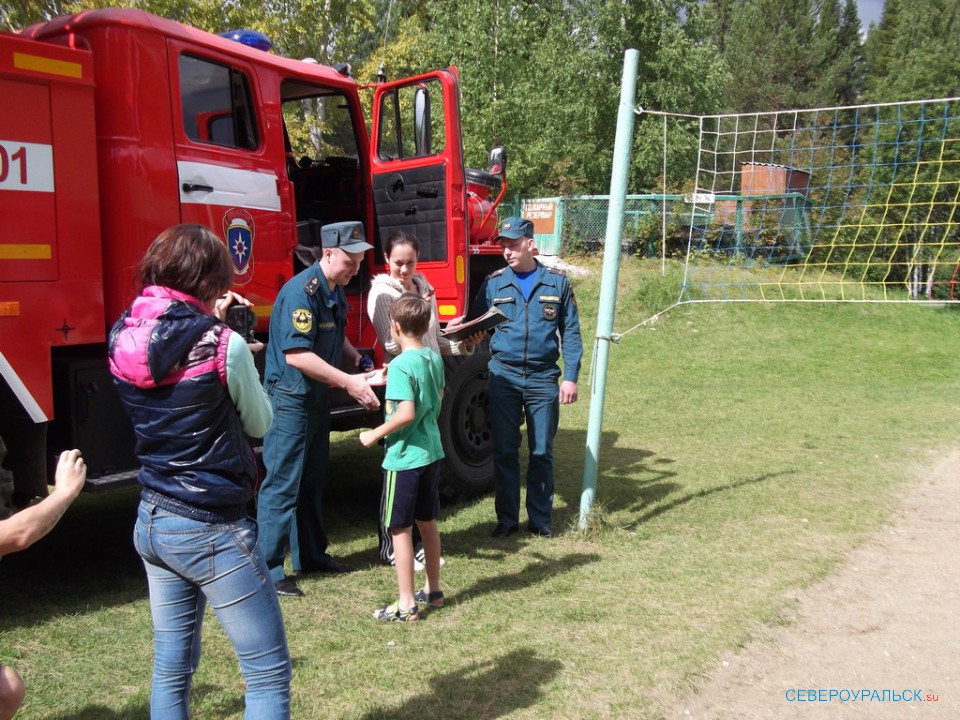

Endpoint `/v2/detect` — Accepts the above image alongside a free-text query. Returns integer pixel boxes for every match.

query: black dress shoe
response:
[301,558,355,575]
[490,522,520,539]
[275,578,304,597]
[528,525,553,538]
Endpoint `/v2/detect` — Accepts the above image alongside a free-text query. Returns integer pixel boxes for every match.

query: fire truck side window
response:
[377,79,447,161]
[179,55,259,151]
[280,82,364,263]
[281,90,359,165]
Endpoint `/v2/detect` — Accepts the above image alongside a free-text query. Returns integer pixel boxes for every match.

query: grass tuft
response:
[569,500,633,539]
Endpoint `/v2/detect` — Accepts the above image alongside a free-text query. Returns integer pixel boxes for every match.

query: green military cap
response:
[321,221,373,253]
[496,216,534,240]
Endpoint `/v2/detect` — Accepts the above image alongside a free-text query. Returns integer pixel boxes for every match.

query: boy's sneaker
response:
[372,602,420,623]
[413,547,445,572]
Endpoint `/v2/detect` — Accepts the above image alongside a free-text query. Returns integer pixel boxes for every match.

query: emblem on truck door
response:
[222,208,255,284]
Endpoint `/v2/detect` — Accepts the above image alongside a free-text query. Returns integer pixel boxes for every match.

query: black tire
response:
[0,436,15,520]
[438,349,494,499]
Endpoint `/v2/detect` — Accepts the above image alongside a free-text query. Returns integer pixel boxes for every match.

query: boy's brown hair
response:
[390,293,431,338]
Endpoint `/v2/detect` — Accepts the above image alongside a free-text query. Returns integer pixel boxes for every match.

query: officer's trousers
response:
[257,389,332,582]
[488,365,560,529]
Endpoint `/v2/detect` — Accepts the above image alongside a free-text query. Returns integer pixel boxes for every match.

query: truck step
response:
[83,469,140,493]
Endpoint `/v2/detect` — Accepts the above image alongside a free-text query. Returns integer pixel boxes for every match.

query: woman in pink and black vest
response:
[108,224,290,720]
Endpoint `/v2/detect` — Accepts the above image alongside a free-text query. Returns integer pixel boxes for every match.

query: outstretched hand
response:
[54,449,86,500]
[344,373,381,411]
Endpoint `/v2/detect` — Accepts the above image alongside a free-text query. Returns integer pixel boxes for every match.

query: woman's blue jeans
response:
[134,500,292,720]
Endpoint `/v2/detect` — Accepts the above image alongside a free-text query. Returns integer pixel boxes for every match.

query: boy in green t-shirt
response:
[359,294,446,622]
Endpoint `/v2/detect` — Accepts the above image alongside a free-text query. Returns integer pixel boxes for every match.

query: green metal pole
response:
[579,49,639,529]
[735,199,743,255]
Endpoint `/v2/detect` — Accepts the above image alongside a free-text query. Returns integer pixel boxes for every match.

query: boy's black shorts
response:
[381,459,441,529]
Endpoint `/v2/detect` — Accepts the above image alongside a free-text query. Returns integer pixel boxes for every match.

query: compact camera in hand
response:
[225,305,258,343]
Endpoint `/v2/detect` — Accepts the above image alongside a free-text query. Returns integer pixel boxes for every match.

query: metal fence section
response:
[521,194,700,257]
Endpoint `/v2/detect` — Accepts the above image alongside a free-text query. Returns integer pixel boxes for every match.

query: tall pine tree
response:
[723,0,820,111]
[864,0,960,101]
[722,0,865,112]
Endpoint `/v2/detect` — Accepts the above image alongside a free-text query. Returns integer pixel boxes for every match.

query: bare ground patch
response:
[667,450,960,719]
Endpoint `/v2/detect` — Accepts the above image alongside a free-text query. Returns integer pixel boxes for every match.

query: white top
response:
[366,273,471,362]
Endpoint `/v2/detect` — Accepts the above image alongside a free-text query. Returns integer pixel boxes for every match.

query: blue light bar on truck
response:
[219,29,273,52]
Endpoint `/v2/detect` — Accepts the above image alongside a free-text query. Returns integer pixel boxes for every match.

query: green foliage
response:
[5,0,378,67]
[625,257,690,311]
[2,0,61,29]
[837,0,865,104]
[720,0,865,112]
[701,0,738,53]
[865,0,960,101]
[355,0,726,197]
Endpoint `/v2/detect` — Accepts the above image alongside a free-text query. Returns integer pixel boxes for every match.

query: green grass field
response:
[3,257,959,719]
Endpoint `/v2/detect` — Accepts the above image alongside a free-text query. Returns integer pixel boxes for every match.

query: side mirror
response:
[414,84,432,156]
[487,146,506,175]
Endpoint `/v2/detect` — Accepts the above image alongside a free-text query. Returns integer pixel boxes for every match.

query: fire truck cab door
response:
[169,43,281,294]
[370,69,467,317]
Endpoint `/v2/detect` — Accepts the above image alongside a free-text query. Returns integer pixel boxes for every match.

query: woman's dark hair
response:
[384,229,420,259]
[390,292,431,338]
[139,224,234,302]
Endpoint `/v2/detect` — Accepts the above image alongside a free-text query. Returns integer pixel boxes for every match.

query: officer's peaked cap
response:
[321,221,373,253]
[496,216,534,241]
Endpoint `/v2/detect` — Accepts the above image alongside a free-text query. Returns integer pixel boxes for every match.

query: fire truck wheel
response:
[438,350,495,499]
[0,436,15,520]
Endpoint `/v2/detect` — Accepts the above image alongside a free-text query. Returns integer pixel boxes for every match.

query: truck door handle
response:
[182,182,214,193]
[416,188,438,198]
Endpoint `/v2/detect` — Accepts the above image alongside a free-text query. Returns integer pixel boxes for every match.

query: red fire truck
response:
[0,8,509,517]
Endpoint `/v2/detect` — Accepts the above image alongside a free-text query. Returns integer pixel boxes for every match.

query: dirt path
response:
[669,450,960,719]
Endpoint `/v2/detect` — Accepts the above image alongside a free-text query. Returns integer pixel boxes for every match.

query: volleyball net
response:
[652,98,960,303]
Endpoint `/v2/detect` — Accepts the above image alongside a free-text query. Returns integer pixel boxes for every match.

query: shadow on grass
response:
[550,429,794,532]
[51,702,146,719]
[455,551,599,603]
[356,647,562,720]
[48,682,241,719]
[624,469,797,530]
[0,440,392,628]
[551,427,682,525]
[190,684,246,718]
[0,427,644,628]
[0,486,146,630]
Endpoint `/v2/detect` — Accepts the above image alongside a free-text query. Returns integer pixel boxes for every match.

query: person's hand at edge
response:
[54,449,86,501]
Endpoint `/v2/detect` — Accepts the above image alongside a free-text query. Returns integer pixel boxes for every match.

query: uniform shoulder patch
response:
[548,267,568,277]
[304,276,320,296]
[292,309,313,334]
[485,268,506,279]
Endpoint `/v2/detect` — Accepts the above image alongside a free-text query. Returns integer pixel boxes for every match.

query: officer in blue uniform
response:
[470,217,583,538]
[258,221,380,597]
